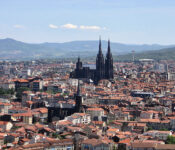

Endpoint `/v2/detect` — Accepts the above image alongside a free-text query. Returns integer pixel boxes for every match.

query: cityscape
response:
[1,0,175,150]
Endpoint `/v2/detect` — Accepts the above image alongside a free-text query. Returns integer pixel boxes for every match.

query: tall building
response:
[105,39,113,80]
[75,80,83,112]
[48,80,83,122]
[70,37,114,84]
[96,37,105,82]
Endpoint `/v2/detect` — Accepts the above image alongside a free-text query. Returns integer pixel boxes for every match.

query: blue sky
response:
[0,0,175,44]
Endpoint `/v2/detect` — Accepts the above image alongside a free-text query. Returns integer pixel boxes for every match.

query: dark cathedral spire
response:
[96,36,105,83]
[99,36,102,55]
[76,57,82,70]
[107,39,111,55]
[77,79,81,96]
[75,80,83,112]
[105,39,114,79]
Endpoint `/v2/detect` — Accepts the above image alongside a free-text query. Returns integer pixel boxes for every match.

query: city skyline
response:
[1,0,175,44]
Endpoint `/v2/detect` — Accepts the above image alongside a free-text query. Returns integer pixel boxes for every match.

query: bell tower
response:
[75,80,83,112]
[96,37,105,83]
[105,39,113,79]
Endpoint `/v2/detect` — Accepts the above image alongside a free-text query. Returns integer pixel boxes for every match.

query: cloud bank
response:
[49,23,106,30]
[61,24,78,29]
[49,24,58,29]
[80,25,101,30]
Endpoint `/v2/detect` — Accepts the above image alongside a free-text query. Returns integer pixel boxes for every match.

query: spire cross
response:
[107,38,111,55]
[99,36,102,54]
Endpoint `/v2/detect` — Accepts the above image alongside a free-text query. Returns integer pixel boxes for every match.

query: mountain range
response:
[0,38,174,60]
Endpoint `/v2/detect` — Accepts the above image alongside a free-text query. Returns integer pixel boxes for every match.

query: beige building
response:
[12,113,33,124]
[86,107,104,120]
[0,102,12,114]
[0,121,13,131]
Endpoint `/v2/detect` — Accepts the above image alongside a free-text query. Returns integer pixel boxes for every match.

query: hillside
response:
[116,47,175,61]
[0,38,173,60]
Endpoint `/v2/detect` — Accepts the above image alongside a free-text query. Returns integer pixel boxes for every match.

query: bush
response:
[166,135,175,144]
[0,88,15,96]
[16,87,30,100]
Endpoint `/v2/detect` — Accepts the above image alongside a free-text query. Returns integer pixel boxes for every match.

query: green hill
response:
[116,47,175,61]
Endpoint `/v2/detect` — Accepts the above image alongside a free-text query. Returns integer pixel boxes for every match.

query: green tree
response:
[52,133,63,139]
[0,88,5,95]
[147,126,153,131]
[166,135,175,144]
[0,88,15,97]
[16,87,30,100]
[160,128,169,131]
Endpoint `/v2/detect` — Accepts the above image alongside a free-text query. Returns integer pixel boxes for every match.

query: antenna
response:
[132,50,135,62]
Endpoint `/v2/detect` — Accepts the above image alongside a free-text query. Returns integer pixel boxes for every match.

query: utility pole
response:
[132,50,135,62]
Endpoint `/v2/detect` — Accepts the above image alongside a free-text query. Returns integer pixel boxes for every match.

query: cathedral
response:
[70,38,114,84]
[48,38,113,122]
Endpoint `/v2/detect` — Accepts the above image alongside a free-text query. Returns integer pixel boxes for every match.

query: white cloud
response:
[61,23,78,29]
[48,23,107,30]
[49,24,58,29]
[80,25,105,30]
[13,24,25,29]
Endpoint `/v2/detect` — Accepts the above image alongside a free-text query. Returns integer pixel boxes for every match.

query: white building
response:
[65,113,91,125]
[144,130,172,140]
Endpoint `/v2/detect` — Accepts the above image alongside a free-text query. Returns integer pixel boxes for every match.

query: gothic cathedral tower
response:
[105,39,114,79]
[70,37,114,84]
[96,37,105,83]
[75,80,83,112]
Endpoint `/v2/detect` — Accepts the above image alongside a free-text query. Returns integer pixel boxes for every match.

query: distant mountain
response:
[116,47,175,61]
[0,38,174,60]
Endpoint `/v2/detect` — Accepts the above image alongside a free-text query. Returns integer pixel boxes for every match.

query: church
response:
[48,80,84,122]
[70,38,114,84]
